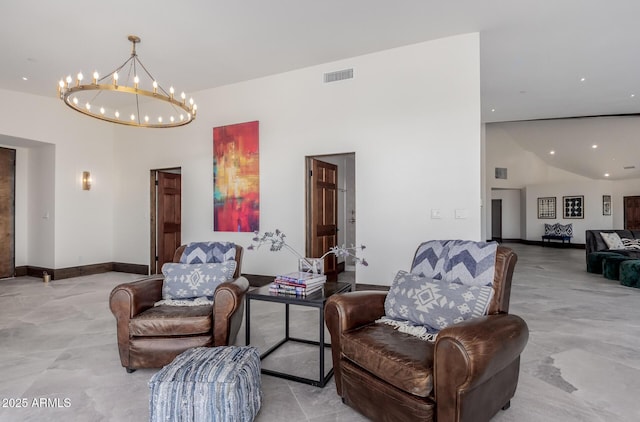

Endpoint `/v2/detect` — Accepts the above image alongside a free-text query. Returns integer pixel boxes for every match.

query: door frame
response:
[305,153,356,278]
[150,167,181,274]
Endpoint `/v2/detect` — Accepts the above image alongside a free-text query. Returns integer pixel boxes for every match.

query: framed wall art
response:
[563,195,584,219]
[213,120,260,232]
[537,197,556,219]
[603,195,611,216]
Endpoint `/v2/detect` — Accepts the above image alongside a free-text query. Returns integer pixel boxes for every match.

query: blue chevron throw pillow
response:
[180,242,236,264]
[441,240,497,287]
[411,240,497,287]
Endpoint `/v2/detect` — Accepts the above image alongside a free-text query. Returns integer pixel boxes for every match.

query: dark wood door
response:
[156,172,181,273]
[624,196,640,230]
[0,148,15,278]
[308,159,338,281]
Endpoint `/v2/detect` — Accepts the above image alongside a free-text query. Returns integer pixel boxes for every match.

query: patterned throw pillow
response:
[557,224,573,236]
[621,238,640,250]
[161,261,237,300]
[600,232,624,250]
[544,224,556,235]
[180,242,236,264]
[411,240,497,287]
[383,271,494,333]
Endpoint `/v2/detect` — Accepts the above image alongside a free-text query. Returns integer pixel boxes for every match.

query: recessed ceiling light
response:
[592,144,598,149]
[491,108,495,112]
[631,94,636,98]
[550,150,555,155]
[21,76,28,81]
[604,173,610,177]
[580,77,586,82]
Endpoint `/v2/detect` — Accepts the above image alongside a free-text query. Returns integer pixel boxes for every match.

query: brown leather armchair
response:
[109,245,249,373]
[325,245,528,422]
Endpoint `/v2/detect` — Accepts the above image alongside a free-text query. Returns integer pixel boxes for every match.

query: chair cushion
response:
[162,262,237,300]
[180,241,236,264]
[383,271,493,336]
[341,323,435,397]
[129,305,212,337]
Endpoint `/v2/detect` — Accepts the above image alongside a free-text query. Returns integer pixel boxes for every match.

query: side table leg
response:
[245,297,251,346]
[319,305,324,385]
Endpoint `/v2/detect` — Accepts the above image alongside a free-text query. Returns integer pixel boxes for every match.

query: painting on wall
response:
[213,121,260,232]
[563,195,584,219]
[603,195,612,216]
[537,197,556,219]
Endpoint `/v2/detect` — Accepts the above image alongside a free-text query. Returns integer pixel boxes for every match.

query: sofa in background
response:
[585,230,640,264]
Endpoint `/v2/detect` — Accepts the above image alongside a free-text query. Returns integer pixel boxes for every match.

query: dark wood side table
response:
[245,281,352,387]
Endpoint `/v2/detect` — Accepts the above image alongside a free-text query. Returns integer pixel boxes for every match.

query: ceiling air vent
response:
[324,68,353,83]
[623,166,636,170]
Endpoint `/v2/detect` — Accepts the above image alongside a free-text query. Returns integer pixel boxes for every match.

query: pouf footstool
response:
[602,256,635,281]
[149,346,262,422]
[587,251,624,274]
[620,260,640,288]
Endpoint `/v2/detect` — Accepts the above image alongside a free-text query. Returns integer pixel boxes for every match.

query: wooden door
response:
[624,196,640,230]
[308,159,338,281]
[155,172,181,273]
[0,148,15,278]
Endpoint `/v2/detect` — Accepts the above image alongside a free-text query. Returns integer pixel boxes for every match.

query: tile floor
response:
[0,243,639,421]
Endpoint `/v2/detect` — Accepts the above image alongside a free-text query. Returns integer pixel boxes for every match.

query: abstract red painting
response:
[213,121,259,232]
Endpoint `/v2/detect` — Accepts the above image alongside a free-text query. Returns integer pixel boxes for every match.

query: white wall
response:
[0,89,116,268]
[525,180,613,243]
[112,33,482,285]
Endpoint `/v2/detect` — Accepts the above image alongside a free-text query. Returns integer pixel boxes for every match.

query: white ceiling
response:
[2,1,640,178]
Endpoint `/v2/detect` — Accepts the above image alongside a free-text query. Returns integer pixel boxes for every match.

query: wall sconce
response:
[82,171,92,191]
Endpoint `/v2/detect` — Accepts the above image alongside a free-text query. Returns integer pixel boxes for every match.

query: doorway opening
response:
[305,153,356,283]
[150,168,182,275]
[491,199,502,242]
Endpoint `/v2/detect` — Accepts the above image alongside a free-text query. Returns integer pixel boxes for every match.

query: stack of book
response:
[269,271,327,296]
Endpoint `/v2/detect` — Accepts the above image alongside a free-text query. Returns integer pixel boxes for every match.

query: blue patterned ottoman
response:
[149,346,262,422]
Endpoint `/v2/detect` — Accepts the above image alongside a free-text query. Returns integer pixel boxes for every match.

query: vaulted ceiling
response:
[2,1,639,178]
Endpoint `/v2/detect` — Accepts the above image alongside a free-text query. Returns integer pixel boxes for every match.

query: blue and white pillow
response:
[544,224,556,235]
[180,242,236,264]
[381,271,494,337]
[557,223,573,236]
[411,240,497,287]
[621,238,640,250]
[161,261,237,300]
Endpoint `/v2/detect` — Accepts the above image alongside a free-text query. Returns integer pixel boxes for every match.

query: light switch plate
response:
[431,209,442,219]
[455,209,468,219]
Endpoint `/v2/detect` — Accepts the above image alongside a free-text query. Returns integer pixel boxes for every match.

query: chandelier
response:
[57,35,197,128]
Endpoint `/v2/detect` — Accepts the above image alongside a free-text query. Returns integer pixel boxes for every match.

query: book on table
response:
[269,282,324,296]
[274,271,327,285]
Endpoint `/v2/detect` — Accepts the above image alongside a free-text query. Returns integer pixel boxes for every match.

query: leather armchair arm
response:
[213,276,250,346]
[109,276,163,368]
[109,276,163,319]
[434,313,529,420]
[325,291,387,395]
[325,291,387,333]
